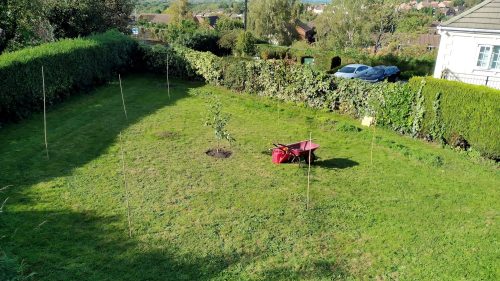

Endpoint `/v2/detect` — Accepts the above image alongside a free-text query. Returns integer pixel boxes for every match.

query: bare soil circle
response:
[206,148,232,159]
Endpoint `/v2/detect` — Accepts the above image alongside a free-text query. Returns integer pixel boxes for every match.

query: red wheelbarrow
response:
[272,140,319,164]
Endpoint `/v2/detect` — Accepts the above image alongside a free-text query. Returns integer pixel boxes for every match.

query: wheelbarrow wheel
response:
[304,152,316,164]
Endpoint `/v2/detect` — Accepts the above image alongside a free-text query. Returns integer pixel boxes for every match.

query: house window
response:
[476,46,491,68]
[476,45,500,69]
[492,46,500,69]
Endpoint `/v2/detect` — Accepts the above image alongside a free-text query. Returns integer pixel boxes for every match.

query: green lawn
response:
[0,74,498,280]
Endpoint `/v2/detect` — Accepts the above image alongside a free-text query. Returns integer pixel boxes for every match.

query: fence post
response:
[485,76,489,86]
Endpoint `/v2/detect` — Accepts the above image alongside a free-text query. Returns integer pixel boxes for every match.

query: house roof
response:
[441,0,500,31]
[194,15,220,28]
[295,19,314,33]
[138,14,172,25]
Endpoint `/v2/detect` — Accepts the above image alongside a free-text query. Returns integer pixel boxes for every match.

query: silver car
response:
[334,64,371,79]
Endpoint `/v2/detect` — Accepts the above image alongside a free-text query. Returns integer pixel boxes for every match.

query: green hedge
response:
[409,77,500,158]
[141,45,500,159]
[256,44,339,72]
[0,30,137,124]
[255,44,436,77]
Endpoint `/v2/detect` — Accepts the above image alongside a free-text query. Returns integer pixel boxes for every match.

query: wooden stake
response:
[371,124,376,166]
[306,132,312,210]
[167,53,171,100]
[119,133,133,238]
[42,66,49,159]
[119,74,128,120]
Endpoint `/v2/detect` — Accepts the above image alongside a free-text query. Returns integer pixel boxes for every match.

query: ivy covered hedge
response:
[409,77,500,158]
[0,30,137,124]
[140,44,500,159]
[255,44,436,78]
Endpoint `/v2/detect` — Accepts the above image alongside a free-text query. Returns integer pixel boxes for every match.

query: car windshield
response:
[363,68,384,76]
[339,66,356,73]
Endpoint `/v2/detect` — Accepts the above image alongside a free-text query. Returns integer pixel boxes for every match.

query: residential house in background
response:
[137,14,172,25]
[295,20,316,43]
[194,14,220,29]
[307,4,326,14]
[434,0,500,89]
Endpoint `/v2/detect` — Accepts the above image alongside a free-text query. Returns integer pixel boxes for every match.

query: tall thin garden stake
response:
[42,66,49,159]
[371,123,376,166]
[306,132,312,210]
[167,53,171,100]
[120,133,133,238]
[119,74,128,120]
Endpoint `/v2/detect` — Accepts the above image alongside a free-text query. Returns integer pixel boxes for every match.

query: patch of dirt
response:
[155,131,179,140]
[206,148,232,159]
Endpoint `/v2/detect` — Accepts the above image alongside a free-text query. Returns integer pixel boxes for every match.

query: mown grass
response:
[0,74,498,280]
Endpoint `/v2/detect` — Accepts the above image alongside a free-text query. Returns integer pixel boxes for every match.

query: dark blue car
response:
[357,66,400,83]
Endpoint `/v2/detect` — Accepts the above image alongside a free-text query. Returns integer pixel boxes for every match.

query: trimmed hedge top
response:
[0,30,138,124]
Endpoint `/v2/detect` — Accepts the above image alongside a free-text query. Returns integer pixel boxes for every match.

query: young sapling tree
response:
[204,94,235,154]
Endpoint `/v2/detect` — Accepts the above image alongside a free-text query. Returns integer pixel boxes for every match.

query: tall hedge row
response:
[409,77,500,158]
[139,44,500,159]
[255,44,436,78]
[0,30,138,124]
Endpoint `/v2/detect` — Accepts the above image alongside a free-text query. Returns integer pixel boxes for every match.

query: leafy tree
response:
[248,0,300,45]
[0,0,53,52]
[215,16,244,32]
[371,0,398,53]
[205,94,235,152]
[396,11,433,34]
[164,0,191,23]
[218,29,241,53]
[45,0,133,39]
[315,0,372,50]
[235,31,256,56]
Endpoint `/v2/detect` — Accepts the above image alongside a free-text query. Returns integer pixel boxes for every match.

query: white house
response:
[433,0,500,89]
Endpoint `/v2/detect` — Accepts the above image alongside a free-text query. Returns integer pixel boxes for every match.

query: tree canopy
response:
[247,0,300,45]
[0,0,133,53]
[164,0,191,23]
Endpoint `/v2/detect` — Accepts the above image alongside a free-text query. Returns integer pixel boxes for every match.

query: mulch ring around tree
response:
[206,148,232,159]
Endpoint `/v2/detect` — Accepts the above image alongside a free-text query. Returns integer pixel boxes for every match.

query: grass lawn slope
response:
[0,74,498,280]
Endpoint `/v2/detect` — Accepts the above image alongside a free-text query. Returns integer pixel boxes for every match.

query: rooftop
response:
[441,0,500,31]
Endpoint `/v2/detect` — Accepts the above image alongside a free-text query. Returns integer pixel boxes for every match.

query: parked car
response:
[333,64,371,79]
[357,66,401,83]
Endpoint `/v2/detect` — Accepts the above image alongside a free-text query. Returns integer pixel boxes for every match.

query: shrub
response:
[235,31,257,57]
[173,45,224,85]
[139,44,191,78]
[409,77,500,158]
[218,30,242,54]
[160,20,230,56]
[215,17,244,32]
[0,30,137,125]
[256,44,290,60]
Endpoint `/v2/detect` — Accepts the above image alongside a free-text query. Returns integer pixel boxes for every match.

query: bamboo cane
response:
[42,66,49,159]
[119,74,128,120]
[371,123,376,166]
[167,53,171,100]
[120,133,132,238]
[307,132,312,210]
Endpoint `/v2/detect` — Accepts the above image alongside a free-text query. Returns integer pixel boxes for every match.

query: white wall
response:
[433,29,500,88]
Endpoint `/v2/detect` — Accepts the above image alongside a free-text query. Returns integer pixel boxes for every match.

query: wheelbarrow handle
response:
[272,143,289,153]
[273,143,288,148]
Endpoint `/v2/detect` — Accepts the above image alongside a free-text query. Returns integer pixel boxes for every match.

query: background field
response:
[0,74,498,280]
